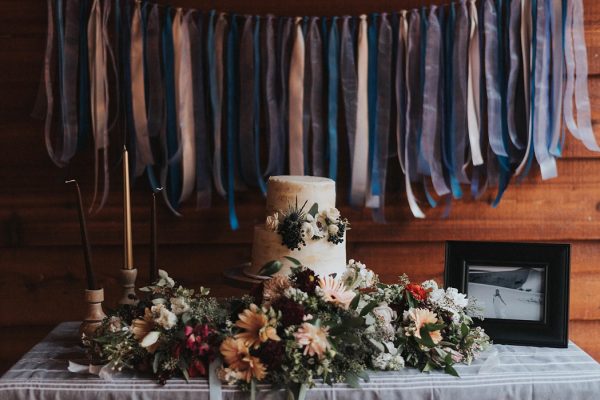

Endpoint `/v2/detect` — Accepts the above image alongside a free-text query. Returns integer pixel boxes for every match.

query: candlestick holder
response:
[118,268,139,305]
[79,288,107,337]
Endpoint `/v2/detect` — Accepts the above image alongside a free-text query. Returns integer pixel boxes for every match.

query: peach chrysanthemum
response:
[235,304,280,348]
[317,276,355,309]
[219,338,267,382]
[262,275,291,306]
[404,308,442,344]
[294,322,331,359]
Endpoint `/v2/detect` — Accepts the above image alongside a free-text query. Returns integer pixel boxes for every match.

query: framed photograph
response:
[444,241,570,348]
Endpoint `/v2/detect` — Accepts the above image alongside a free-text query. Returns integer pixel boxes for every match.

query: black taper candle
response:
[66,180,98,290]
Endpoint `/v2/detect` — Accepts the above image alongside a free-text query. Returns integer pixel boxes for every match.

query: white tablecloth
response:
[1,322,600,399]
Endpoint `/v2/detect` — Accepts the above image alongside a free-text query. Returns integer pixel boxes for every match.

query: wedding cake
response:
[244,176,348,278]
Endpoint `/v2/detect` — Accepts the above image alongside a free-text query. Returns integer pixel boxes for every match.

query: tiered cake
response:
[245,176,347,278]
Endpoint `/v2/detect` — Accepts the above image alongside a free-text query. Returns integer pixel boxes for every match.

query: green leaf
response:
[359,300,380,317]
[419,327,437,348]
[461,323,469,338]
[345,372,360,388]
[405,291,416,309]
[368,338,385,352]
[349,294,361,310]
[444,364,460,377]
[283,256,302,266]
[358,370,370,383]
[421,361,435,373]
[258,260,283,276]
[308,202,319,217]
[425,323,446,331]
[152,353,161,374]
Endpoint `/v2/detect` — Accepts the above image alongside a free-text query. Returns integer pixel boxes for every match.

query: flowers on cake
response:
[266,199,349,250]
[83,264,490,394]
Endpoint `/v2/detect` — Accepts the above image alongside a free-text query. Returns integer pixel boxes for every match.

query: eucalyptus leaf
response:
[368,338,385,352]
[359,300,380,317]
[283,256,302,266]
[258,260,283,276]
[425,323,446,331]
[308,202,319,217]
[345,372,360,388]
[461,323,469,338]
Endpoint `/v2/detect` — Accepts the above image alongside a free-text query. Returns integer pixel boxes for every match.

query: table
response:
[1,322,600,399]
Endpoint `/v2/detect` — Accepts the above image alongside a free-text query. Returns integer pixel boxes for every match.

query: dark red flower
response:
[250,281,265,304]
[406,283,427,302]
[271,297,305,327]
[187,359,208,378]
[184,323,214,357]
[292,268,319,294]
[256,340,286,369]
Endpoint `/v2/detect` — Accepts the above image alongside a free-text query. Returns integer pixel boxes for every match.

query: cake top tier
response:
[266,176,336,214]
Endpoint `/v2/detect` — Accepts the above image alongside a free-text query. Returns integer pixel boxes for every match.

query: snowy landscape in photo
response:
[467,266,545,321]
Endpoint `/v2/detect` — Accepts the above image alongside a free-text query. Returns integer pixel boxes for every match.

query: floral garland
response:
[265,200,349,250]
[84,264,490,399]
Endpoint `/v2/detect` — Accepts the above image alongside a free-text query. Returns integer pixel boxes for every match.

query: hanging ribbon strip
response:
[39,0,600,223]
[130,1,154,176]
[350,15,369,207]
[289,17,305,176]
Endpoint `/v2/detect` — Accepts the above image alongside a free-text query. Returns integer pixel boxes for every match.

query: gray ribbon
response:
[239,16,259,185]
[507,0,526,151]
[484,0,508,158]
[146,5,164,140]
[373,14,392,222]
[308,17,325,177]
[406,10,421,183]
[340,16,357,169]
[263,15,284,176]
[279,18,294,171]
[60,0,80,165]
[421,6,449,196]
[453,1,470,183]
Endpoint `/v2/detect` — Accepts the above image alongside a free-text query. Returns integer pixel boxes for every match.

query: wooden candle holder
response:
[79,288,107,337]
[118,268,139,305]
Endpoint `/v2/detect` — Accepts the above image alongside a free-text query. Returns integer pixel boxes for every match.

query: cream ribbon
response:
[467,0,484,166]
[130,1,154,176]
[350,15,369,207]
[173,9,196,203]
[396,10,408,174]
[288,17,305,176]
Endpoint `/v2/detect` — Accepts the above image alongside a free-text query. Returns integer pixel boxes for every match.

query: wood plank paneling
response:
[2,0,600,376]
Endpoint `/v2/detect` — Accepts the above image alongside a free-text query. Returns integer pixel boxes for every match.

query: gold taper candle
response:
[123,146,133,269]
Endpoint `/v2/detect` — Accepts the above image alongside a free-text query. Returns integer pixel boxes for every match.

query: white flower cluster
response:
[151,304,178,330]
[169,296,190,315]
[284,287,309,304]
[342,259,379,289]
[372,352,405,371]
[265,207,345,241]
[428,285,469,323]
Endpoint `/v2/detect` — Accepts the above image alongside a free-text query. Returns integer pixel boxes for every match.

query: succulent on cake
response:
[266,199,349,251]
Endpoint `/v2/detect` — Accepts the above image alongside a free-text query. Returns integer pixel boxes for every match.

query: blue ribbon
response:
[253,16,267,195]
[77,0,91,151]
[327,17,339,181]
[227,15,240,230]
[162,7,181,209]
[444,4,463,199]
[368,14,379,197]
[520,0,537,180]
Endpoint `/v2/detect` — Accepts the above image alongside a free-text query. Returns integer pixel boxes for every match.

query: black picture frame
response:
[444,241,570,348]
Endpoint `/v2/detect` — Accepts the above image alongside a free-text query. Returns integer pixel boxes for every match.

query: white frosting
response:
[266,176,336,215]
[248,226,347,277]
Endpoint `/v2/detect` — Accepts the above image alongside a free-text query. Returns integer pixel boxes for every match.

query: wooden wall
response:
[2,0,600,373]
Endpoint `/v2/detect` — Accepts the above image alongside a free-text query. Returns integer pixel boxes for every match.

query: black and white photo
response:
[467,266,545,321]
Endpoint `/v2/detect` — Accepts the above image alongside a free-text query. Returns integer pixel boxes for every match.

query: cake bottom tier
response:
[247,226,347,278]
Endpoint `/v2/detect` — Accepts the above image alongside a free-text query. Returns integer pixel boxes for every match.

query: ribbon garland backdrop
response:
[39,0,598,229]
